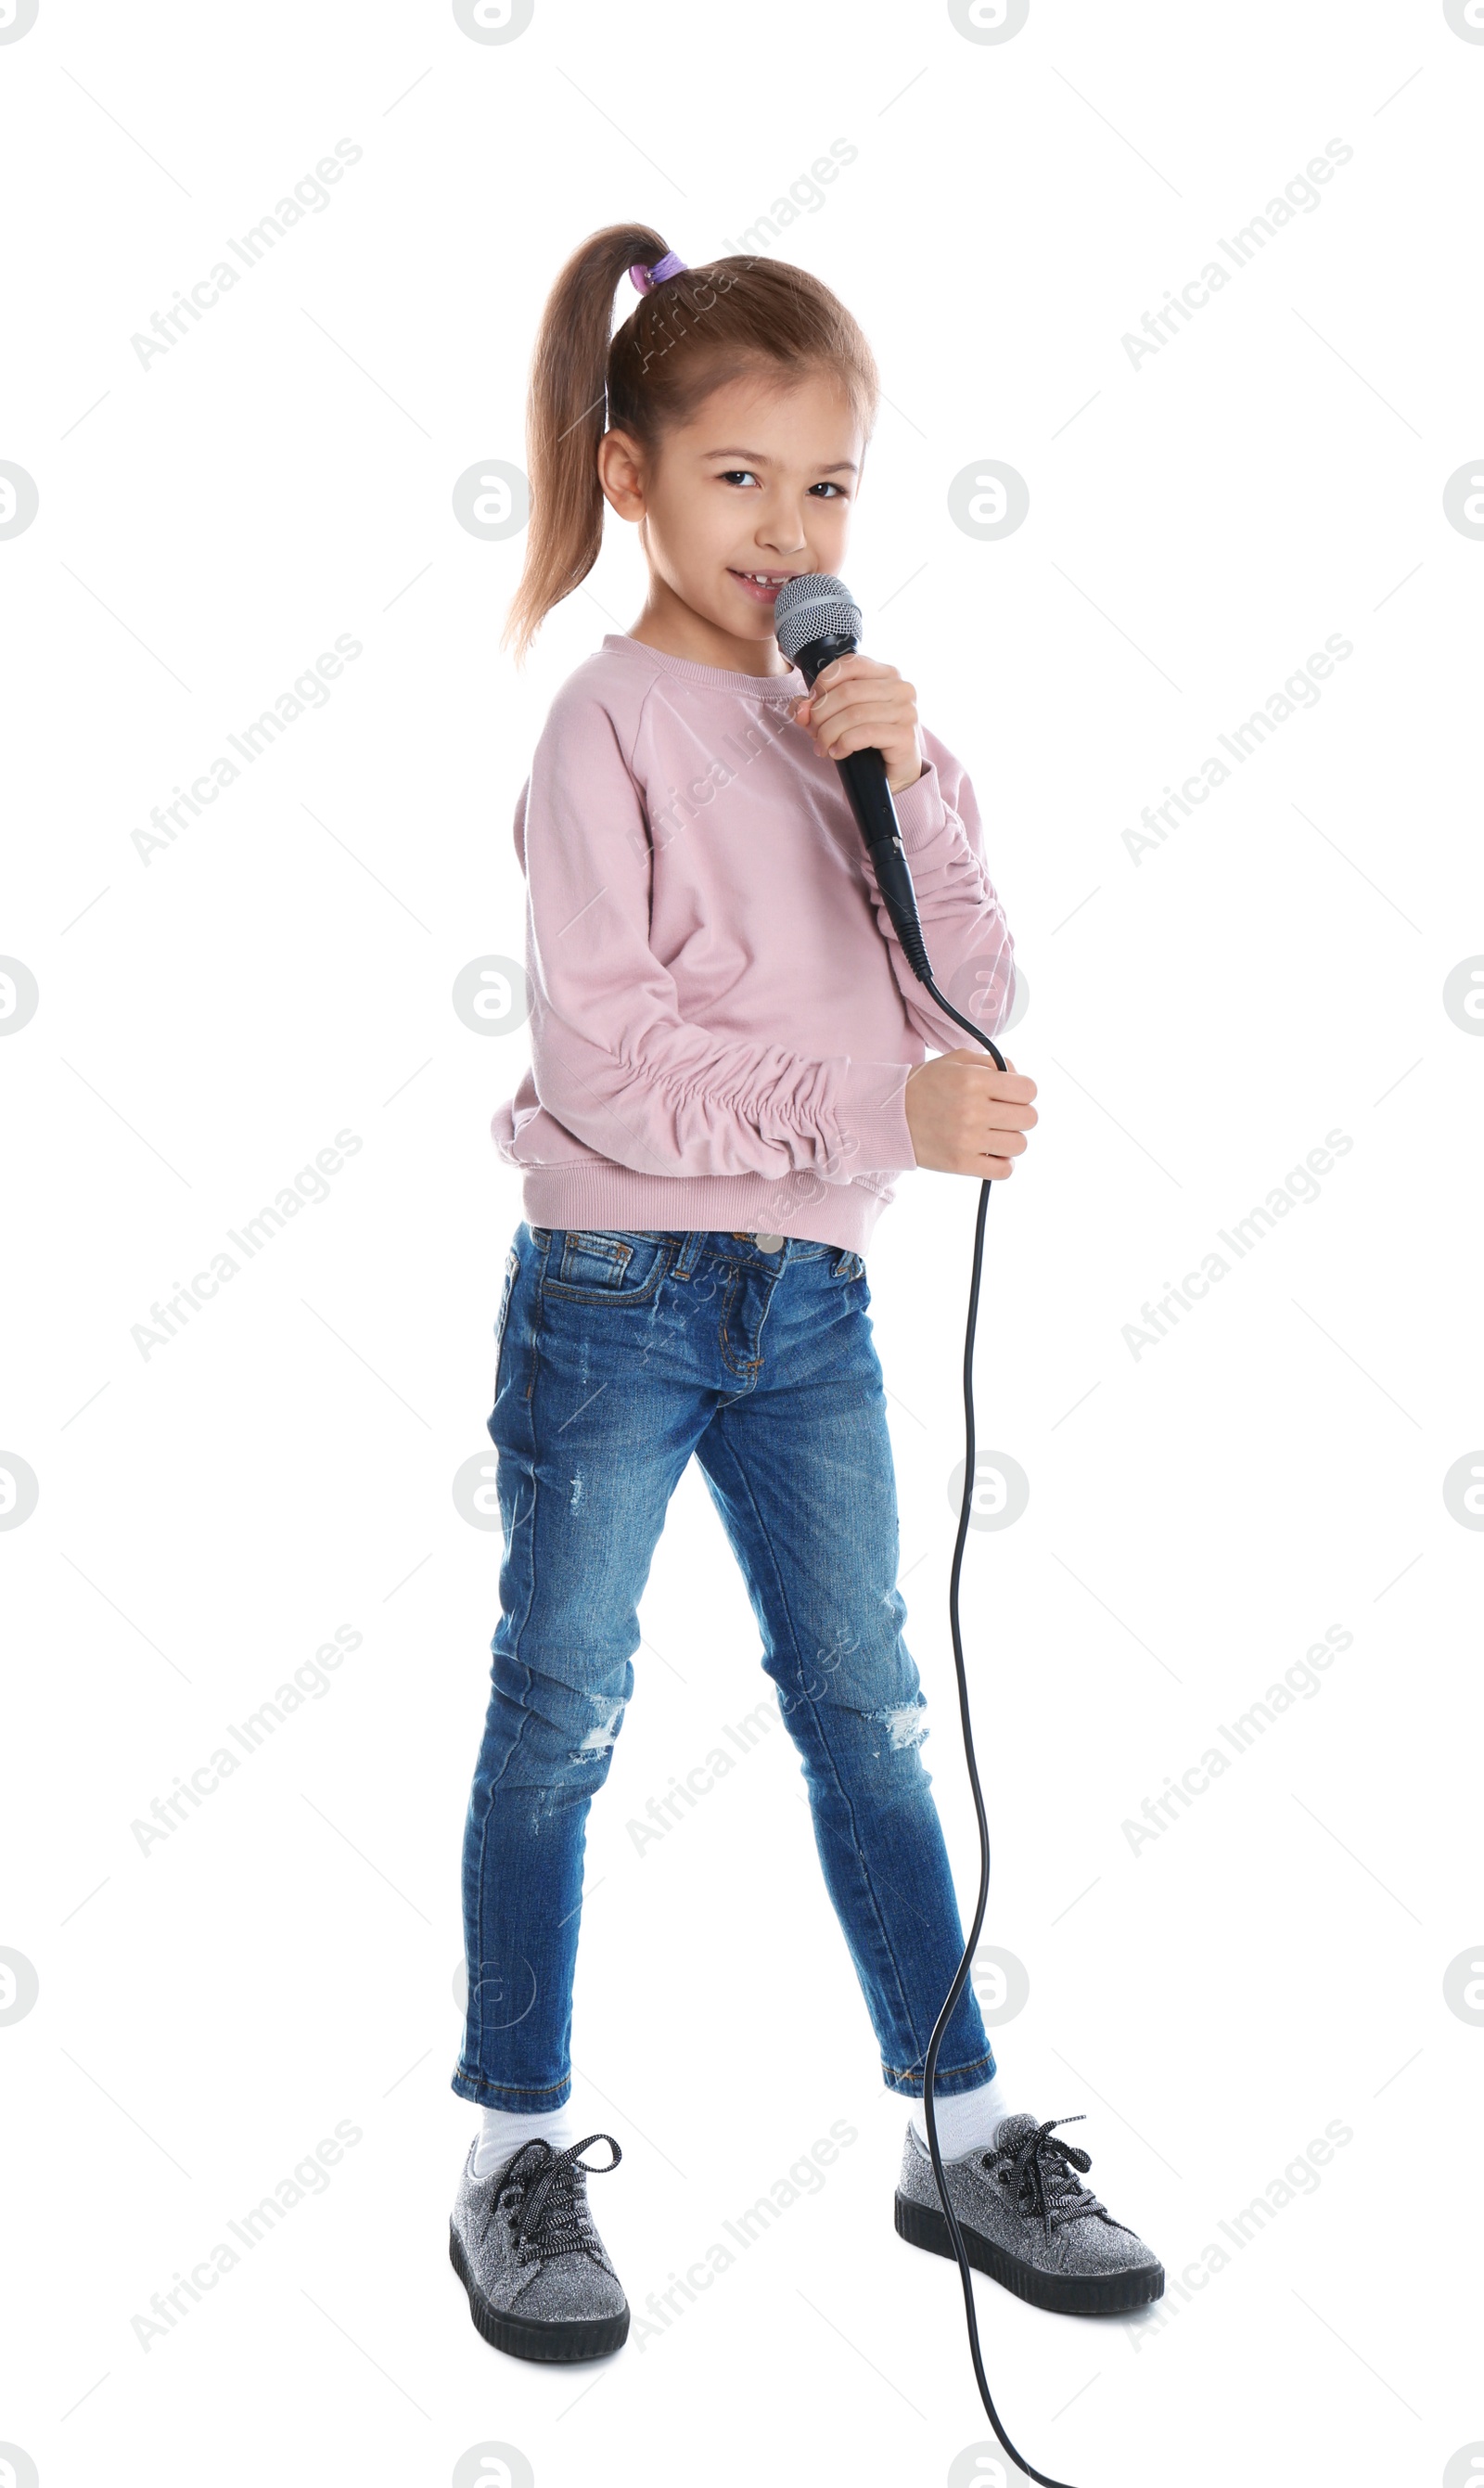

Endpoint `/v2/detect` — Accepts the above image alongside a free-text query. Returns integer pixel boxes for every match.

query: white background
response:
[3,2,1481,2483]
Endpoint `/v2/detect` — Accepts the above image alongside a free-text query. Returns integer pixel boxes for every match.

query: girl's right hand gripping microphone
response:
[773,572,940,997]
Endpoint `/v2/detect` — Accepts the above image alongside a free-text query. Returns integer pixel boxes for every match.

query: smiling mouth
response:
[728,569,800,598]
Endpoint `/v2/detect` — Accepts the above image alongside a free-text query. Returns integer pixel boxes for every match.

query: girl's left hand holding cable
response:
[792,651,925,793]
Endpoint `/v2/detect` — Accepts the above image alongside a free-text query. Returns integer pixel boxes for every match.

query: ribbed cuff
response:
[889,758,953,853]
[834,1054,916,1174]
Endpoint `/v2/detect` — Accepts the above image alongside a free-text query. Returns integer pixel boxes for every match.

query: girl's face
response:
[599,365,866,671]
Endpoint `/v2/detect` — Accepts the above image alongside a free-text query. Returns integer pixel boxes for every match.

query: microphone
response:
[774,572,933,988]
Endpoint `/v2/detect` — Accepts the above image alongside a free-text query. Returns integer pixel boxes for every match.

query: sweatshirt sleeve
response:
[858,726,1017,1057]
[518,688,916,1184]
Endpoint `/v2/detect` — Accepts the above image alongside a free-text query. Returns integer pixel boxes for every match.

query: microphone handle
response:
[796,633,934,989]
[837,750,933,988]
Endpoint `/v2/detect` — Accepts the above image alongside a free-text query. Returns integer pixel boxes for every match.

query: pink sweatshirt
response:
[491,633,1017,1257]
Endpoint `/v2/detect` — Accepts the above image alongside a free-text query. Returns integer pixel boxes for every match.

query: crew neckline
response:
[601,632,806,700]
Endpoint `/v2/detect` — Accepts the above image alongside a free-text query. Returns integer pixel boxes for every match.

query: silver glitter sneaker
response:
[449,2131,630,2361]
[894,2112,1164,2316]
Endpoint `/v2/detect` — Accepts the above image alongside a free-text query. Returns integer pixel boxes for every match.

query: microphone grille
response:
[773,571,863,661]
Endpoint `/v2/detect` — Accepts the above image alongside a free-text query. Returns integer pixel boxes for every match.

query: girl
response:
[448,226,1163,2365]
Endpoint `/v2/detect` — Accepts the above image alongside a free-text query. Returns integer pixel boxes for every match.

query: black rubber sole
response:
[449,2224,631,2361]
[894,2191,1164,2316]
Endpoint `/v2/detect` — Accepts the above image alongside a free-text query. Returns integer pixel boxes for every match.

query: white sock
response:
[911,2069,1017,2161]
[472,2099,574,2180]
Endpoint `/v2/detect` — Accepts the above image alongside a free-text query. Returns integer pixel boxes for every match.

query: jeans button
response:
[753,1233,785,1252]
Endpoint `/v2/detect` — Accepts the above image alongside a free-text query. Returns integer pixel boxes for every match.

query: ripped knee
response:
[874,1697,930,1751]
[570,1696,626,1765]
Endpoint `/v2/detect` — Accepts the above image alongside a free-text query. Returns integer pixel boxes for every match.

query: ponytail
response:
[502,224,879,664]
[500,224,669,665]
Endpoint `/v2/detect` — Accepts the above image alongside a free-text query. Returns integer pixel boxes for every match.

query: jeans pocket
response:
[493,1242,519,1399]
[541,1229,671,1306]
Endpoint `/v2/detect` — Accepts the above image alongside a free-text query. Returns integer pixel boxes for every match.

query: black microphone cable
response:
[772,571,1086,2487]
[905,960,1086,2488]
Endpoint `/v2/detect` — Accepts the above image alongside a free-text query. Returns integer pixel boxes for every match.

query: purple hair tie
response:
[629,249,688,294]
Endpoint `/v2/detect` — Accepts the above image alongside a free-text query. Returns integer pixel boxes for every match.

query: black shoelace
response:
[984,2116,1106,2244]
[483,2132,622,2264]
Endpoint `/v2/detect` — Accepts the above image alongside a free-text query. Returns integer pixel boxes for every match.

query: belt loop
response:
[672,1229,706,1280]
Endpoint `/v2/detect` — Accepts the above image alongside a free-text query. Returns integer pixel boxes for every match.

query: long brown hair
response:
[501,225,879,663]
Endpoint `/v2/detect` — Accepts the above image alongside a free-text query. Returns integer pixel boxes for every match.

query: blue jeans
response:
[452,1225,994,2112]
